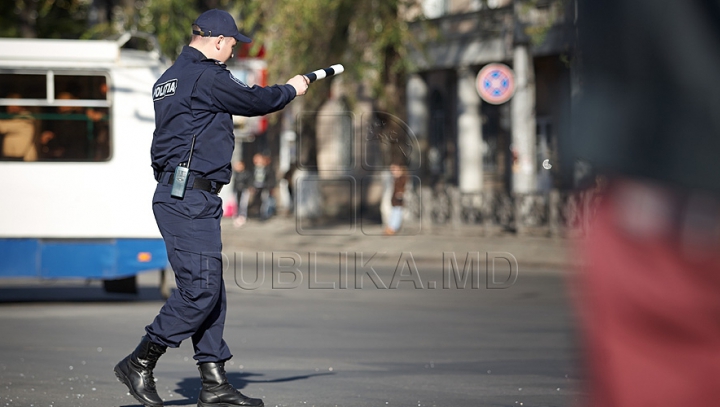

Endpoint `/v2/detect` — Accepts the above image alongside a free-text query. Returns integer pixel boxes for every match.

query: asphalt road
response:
[0,258,582,407]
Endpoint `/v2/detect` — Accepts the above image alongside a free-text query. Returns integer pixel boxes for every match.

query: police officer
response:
[114,9,308,407]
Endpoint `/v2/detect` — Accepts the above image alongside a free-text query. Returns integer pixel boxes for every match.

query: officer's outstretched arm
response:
[212,70,299,117]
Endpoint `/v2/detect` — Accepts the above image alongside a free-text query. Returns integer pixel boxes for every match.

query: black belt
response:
[192,177,224,194]
[158,172,224,195]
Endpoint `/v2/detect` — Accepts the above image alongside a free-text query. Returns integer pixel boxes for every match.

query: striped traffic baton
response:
[304,64,345,83]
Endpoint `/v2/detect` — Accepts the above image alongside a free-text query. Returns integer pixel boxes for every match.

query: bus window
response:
[0,71,111,162]
[37,104,110,161]
[0,74,46,99]
[54,75,108,100]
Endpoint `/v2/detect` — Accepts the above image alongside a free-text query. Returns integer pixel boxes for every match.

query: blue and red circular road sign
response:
[476,63,515,105]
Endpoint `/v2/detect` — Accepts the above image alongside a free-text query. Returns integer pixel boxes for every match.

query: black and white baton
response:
[304,64,344,83]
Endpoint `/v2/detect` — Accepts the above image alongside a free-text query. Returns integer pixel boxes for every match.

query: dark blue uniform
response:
[146,45,296,363]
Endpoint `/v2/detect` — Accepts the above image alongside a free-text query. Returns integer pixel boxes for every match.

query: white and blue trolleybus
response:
[0,36,172,297]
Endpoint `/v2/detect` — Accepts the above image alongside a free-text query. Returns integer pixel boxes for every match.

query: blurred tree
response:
[82,0,203,58]
[79,0,259,61]
[1,0,91,38]
[237,0,423,166]
[0,1,16,37]
[240,0,421,113]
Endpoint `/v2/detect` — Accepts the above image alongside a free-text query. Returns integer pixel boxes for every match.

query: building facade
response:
[405,0,582,235]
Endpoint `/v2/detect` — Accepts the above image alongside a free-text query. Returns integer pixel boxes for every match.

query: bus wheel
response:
[103,275,138,294]
[160,268,172,300]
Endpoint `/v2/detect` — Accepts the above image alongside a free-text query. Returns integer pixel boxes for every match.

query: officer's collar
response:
[183,45,206,61]
[183,46,226,67]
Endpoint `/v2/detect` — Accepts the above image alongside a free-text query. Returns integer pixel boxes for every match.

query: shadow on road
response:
[118,371,334,407]
[0,285,164,304]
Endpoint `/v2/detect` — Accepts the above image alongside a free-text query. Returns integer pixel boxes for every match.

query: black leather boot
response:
[197,362,264,407]
[114,336,167,407]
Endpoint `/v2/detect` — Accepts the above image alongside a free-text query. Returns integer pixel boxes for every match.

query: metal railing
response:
[402,184,600,237]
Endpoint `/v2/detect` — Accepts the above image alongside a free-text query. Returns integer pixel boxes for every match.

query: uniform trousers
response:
[145,183,232,363]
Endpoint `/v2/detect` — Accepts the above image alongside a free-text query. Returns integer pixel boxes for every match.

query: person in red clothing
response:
[569,1,720,406]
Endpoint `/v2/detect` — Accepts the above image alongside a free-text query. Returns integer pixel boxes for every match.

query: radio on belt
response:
[171,135,196,199]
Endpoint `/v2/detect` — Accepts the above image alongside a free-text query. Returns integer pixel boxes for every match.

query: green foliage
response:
[137,0,200,58]
[0,1,18,37]
[229,0,422,167]
[36,0,90,38]
[1,0,90,38]
[239,0,421,114]
[517,0,568,47]
[81,0,201,59]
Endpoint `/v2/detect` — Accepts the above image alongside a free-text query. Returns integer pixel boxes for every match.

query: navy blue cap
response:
[193,9,252,43]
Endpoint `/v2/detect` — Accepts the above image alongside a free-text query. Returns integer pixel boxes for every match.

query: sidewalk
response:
[221,215,575,271]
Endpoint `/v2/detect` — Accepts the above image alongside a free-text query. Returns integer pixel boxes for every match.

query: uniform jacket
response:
[151,46,296,184]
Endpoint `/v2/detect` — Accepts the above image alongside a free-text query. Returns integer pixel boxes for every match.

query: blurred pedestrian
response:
[282,162,298,213]
[384,163,407,235]
[232,160,251,227]
[113,8,308,407]
[0,93,37,161]
[249,153,276,220]
[569,1,720,407]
